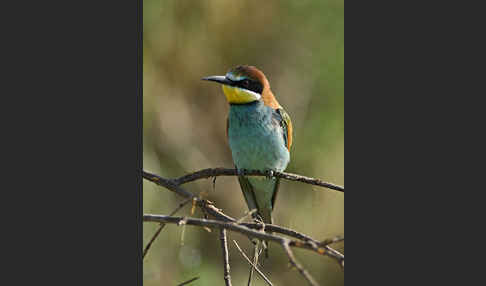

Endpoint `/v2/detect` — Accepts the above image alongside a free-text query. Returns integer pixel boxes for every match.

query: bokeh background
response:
[143,0,343,285]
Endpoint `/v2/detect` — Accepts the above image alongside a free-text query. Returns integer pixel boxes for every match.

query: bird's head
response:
[203,65,280,108]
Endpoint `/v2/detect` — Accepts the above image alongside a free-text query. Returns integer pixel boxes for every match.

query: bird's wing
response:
[270,177,281,215]
[269,108,292,211]
[276,108,293,150]
[226,116,229,140]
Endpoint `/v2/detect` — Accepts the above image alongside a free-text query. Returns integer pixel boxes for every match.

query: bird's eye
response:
[242,80,250,88]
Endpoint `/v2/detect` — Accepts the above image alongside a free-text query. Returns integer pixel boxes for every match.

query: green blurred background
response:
[143,0,343,285]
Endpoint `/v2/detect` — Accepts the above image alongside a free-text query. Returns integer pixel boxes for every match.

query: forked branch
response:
[142,168,344,286]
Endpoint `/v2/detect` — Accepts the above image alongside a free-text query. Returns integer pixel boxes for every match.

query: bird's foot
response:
[237,168,247,176]
[265,169,274,179]
[254,215,266,232]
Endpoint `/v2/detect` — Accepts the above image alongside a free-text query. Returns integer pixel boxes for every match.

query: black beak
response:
[201,75,232,85]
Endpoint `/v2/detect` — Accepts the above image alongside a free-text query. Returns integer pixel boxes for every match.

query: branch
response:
[142,171,235,222]
[142,170,344,267]
[282,241,318,286]
[169,168,344,193]
[142,169,344,285]
[144,215,341,264]
[240,223,344,267]
[233,240,273,286]
[219,229,233,286]
[175,277,199,286]
[144,214,335,286]
[143,197,193,259]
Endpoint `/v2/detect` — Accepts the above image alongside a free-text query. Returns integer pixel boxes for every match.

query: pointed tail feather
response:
[238,175,276,260]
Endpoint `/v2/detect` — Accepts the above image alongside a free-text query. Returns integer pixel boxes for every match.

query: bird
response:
[202,65,293,234]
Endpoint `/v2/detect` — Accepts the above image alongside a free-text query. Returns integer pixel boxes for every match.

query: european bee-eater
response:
[202,65,293,228]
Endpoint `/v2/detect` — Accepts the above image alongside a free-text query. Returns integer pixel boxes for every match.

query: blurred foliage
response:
[143,0,343,285]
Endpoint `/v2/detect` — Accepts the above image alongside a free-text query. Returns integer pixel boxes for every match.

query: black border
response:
[4,0,144,284]
[136,0,143,285]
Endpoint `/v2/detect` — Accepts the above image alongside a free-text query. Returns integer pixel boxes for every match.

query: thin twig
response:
[219,229,232,286]
[143,197,193,259]
[175,276,200,286]
[282,241,319,286]
[247,241,258,286]
[237,209,257,223]
[233,240,273,286]
[144,168,344,193]
[320,236,344,246]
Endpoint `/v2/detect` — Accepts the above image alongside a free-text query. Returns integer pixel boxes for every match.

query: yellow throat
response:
[222,84,261,104]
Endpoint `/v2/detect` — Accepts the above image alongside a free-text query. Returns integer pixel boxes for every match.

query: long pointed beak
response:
[201,75,232,85]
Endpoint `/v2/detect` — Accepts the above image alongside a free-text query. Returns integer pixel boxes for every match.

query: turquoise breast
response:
[228,101,290,172]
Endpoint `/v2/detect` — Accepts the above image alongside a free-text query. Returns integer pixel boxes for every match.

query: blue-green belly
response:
[228,101,289,172]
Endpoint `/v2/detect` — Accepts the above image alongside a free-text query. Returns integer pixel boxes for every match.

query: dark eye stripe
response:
[228,79,263,94]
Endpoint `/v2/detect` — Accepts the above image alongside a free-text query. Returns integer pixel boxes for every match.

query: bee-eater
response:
[202,65,293,228]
